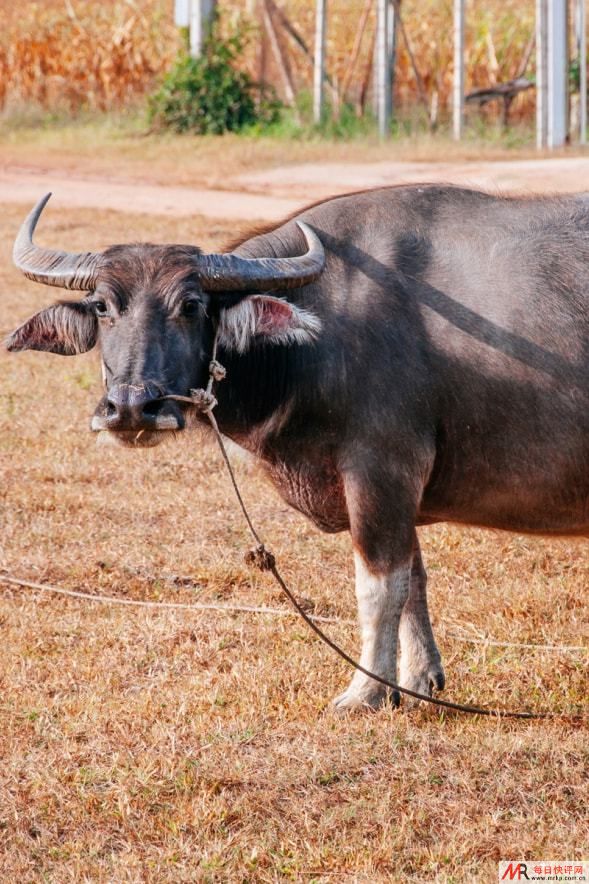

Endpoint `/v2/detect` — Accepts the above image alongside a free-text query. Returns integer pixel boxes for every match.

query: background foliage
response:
[148,28,281,134]
[0,0,538,126]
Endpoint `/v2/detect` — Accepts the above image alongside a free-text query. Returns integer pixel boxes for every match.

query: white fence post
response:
[547,0,568,148]
[174,0,190,27]
[453,0,465,140]
[313,0,327,124]
[188,0,216,58]
[389,2,398,121]
[536,0,548,149]
[376,0,394,137]
[577,0,587,144]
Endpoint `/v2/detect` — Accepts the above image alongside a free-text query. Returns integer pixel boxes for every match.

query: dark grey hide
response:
[8,184,589,711]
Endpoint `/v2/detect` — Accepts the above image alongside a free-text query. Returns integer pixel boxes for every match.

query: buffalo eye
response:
[180,298,202,318]
[92,299,109,317]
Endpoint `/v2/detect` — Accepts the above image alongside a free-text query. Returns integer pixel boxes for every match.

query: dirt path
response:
[1,156,589,221]
[0,165,301,221]
[234,156,589,201]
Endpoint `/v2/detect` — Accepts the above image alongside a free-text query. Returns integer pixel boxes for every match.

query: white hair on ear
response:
[218,295,322,353]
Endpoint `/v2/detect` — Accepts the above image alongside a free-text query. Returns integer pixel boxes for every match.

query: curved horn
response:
[13,193,102,290]
[198,221,325,293]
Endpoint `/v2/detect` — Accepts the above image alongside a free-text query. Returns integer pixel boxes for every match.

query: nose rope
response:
[162,331,226,414]
[163,334,586,722]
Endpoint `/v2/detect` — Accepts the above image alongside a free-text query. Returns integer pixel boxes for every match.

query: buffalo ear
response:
[5,300,98,356]
[218,294,322,353]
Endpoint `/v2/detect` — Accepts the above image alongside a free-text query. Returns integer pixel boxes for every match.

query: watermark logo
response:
[499,862,588,882]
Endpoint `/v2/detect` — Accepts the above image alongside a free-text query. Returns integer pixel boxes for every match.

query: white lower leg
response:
[399,550,445,697]
[333,552,411,711]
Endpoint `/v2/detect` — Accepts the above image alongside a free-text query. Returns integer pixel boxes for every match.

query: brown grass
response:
[0,0,537,122]
[0,202,587,881]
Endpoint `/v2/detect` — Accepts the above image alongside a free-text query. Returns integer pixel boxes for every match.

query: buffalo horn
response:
[198,221,325,292]
[13,193,102,290]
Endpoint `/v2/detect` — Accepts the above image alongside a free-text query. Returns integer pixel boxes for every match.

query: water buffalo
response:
[7,186,589,712]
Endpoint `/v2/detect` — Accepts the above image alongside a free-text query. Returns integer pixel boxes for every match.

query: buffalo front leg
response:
[333,551,412,712]
[333,470,418,712]
[398,537,445,699]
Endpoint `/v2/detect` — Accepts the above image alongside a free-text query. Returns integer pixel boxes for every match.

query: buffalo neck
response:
[211,338,324,451]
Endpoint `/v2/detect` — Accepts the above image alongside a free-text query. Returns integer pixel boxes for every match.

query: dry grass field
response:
[0,200,588,882]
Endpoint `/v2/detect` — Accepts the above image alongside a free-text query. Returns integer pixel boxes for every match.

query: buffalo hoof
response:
[332,684,400,714]
[399,661,446,705]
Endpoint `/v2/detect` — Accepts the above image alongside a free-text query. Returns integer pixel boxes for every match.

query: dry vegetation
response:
[249,0,536,122]
[0,202,588,881]
[0,0,178,114]
[0,0,537,123]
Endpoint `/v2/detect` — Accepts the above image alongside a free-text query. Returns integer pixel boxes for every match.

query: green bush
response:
[148,28,281,135]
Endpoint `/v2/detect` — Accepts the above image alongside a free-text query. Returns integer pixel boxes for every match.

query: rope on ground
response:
[0,573,346,623]
[1,573,587,654]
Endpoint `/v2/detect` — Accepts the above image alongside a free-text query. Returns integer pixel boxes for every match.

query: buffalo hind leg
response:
[399,537,445,699]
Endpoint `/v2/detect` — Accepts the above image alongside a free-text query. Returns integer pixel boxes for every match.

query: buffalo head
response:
[6,194,324,448]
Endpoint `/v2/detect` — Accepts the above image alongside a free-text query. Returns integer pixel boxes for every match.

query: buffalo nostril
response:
[142,400,162,418]
[106,400,118,417]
